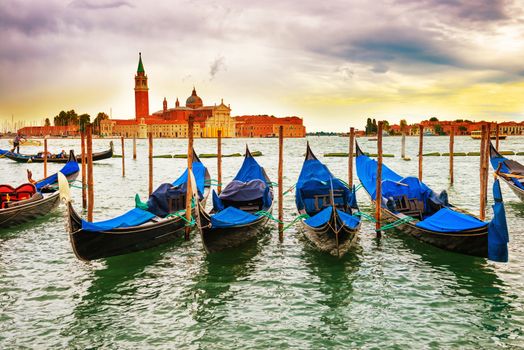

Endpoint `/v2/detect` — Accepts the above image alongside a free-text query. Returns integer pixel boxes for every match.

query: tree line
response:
[49,110,109,134]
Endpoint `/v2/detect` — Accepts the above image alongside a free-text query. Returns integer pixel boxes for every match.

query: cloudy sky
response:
[1,0,524,131]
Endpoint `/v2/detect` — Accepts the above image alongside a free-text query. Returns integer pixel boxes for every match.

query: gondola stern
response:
[305,142,318,160]
[355,141,365,157]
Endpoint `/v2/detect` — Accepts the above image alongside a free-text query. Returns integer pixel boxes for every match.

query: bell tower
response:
[134,52,149,120]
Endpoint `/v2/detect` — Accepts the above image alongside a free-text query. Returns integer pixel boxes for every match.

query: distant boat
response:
[8,139,42,146]
[368,137,378,141]
[423,131,436,136]
[471,130,507,140]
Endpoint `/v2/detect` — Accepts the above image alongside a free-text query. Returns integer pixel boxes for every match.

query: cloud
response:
[209,55,226,80]
[68,0,133,10]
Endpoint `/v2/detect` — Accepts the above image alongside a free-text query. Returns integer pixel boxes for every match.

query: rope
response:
[266,181,278,187]
[282,213,310,231]
[283,183,296,196]
[354,211,376,222]
[205,179,222,186]
[375,216,416,232]
[354,183,363,192]
[254,210,283,224]
[165,210,196,226]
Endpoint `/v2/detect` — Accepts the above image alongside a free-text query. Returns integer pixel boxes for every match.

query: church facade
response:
[100,53,236,138]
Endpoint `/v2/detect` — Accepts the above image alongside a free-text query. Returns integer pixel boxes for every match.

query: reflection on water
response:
[0,136,523,348]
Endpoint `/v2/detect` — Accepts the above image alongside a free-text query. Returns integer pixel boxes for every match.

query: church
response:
[100,53,236,138]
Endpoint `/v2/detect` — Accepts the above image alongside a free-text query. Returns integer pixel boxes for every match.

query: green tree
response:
[372,119,377,134]
[44,118,51,126]
[399,119,408,134]
[434,124,445,135]
[429,117,439,122]
[365,118,372,135]
[78,114,91,132]
[54,110,79,126]
[93,112,109,134]
[459,125,468,134]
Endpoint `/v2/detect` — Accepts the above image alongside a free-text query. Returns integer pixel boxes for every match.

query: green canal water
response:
[0,136,523,349]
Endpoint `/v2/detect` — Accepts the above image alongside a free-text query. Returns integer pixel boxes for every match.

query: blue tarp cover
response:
[220,179,266,202]
[336,209,361,229]
[304,206,360,229]
[172,161,207,195]
[82,208,156,231]
[36,160,80,190]
[0,149,7,155]
[296,157,353,213]
[488,179,509,262]
[356,154,402,200]
[415,208,487,232]
[233,154,267,182]
[210,206,259,228]
[304,206,333,228]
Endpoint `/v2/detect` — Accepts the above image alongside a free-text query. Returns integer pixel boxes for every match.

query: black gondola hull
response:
[0,192,60,228]
[379,204,488,257]
[198,204,272,253]
[500,176,524,201]
[66,189,209,261]
[300,210,360,258]
[4,143,113,163]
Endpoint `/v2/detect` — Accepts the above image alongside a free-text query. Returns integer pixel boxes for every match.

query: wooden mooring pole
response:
[43,137,48,178]
[133,134,137,160]
[278,125,284,241]
[81,131,87,209]
[484,123,491,204]
[217,130,222,194]
[121,135,125,177]
[348,127,355,188]
[495,123,500,151]
[86,125,94,222]
[479,124,487,221]
[401,132,406,159]
[449,126,454,185]
[375,121,383,238]
[185,116,195,240]
[148,132,153,195]
[418,124,423,181]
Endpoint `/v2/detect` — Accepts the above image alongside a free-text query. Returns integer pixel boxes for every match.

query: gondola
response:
[295,143,361,257]
[355,142,509,262]
[489,142,524,201]
[2,141,113,163]
[197,147,274,253]
[59,149,211,261]
[0,150,80,228]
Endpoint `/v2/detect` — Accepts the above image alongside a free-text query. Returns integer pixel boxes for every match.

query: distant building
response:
[234,115,306,137]
[18,125,79,137]
[101,53,235,138]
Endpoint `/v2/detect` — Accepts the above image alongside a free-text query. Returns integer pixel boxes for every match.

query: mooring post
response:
[484,123,491,204]
[121,135,125,177]
[86,125,94,222]
[81,131,87,209]
[401,131,406,159]
[133,134,137,160]
[479,124,486,221]
[148,132,153,196]
[495,122,500,151]
[418,124,423,181]
[348,127,355,188]
[217,130,222,194]
[43,137,48,178]
[375,121,383,238]
[185,116,195,240]
[449,126,454,185]
[278,125,284,241]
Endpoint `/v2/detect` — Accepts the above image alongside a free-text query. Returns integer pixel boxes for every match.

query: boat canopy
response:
[304,206,360,229]
[82,208,155,232]
[415,208,487,232]
[81,157,208,231]
[35,157,80,191]
[490,144,524,190]
[296,150,353,214]
[209,206,260,228]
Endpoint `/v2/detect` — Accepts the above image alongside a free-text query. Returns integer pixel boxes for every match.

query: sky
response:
[1,0,524,132]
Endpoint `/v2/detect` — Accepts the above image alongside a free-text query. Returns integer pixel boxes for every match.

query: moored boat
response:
[0,151,79,228]
[197,147,274,253]
[489,142,524,201]
[59,150,210,261]
[355,142,509,261]
[2,141,113,163]
[295,143,361,257]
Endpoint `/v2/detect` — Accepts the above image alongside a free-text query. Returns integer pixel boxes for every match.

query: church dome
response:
[186,87,203,108]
